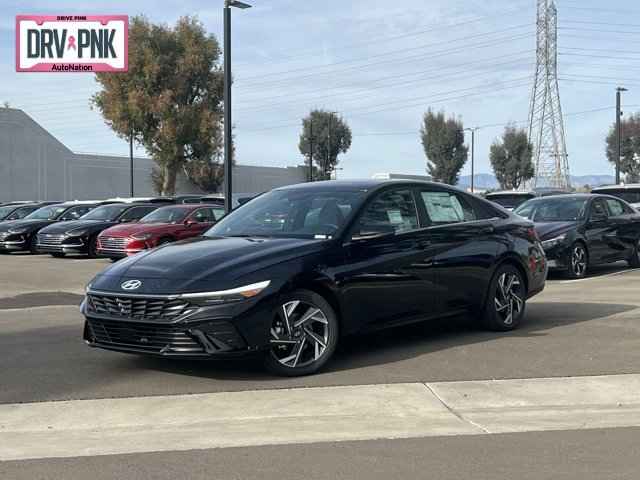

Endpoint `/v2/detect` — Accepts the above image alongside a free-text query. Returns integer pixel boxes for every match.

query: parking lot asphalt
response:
[3,427,639,480]
[1,253,640,404]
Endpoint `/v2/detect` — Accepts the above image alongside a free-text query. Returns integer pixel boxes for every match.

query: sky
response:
[2,0,640,181]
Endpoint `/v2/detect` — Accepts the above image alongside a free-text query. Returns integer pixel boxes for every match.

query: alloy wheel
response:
[269,300,330,369]
[494,272,524,326]
[571,245,587,277]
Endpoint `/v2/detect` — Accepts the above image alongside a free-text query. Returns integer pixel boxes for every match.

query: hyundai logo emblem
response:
[121,280,142,290]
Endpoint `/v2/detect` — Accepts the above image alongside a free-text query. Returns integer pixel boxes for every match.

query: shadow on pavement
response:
[136,301,636,380]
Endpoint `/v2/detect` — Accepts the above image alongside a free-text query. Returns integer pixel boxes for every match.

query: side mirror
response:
[185,219,198,227]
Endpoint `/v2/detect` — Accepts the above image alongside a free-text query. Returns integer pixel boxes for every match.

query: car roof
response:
[592,184,640,191]
[151,203,220,211]
[486,191,535,197]
[274,179,458,192]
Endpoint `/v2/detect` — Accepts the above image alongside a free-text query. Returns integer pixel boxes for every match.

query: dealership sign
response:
[16,15,128,72]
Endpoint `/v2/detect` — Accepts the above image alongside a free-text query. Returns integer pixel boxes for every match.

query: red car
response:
[97,204,225,259]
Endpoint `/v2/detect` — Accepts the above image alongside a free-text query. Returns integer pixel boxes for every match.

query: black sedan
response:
[81,180,547,376]
[36,203,159,258]
[0,202,99,253]
[514,194,640,278]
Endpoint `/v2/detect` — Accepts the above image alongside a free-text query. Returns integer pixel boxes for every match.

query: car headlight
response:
[131,233,153,240]
[8,228,28,234]
[179,280,271,305]
[67,229,88,237]
[541,233,567,249]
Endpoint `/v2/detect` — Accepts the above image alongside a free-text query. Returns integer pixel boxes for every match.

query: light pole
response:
[327,111,338,180]
[616,87,628,185]
[223,0,251,213]
[464,127,478,193]
[129,130,134,197]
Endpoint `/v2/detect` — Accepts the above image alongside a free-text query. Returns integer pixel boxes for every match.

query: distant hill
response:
[457,174,615,190]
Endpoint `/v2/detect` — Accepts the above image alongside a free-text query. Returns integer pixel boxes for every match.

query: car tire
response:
[87,236,99,259]
[482,264,526,331]
[28,235,39,254]
[566,242,588,279]
[263,289,339,377]
[627,239,640,268]
[51,252,65,258]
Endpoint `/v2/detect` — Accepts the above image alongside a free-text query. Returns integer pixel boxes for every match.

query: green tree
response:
[92,16,225,195]
[606,113,640,182]
[489,125,534,190]
[420,109,467,185]
[299,110,352,180]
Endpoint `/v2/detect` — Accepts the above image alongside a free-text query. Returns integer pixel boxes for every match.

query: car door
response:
[584,198,611,264]
[338,187,436,331]
[602,197,637,262]
[180,208,216,239]
[415,187,500,316]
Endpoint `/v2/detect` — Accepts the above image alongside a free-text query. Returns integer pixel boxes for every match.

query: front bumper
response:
[0,238,26,251]
[83,317,249,358]
[542,243,571,270]
[37,238,87,254]
[81,289,276,358]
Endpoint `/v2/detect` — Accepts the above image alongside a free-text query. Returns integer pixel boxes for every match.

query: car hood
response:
[39,220,116,235]
[534,221,578,240]
[90,236,326,294]
[99,222,174,237]
[0,218,56,233]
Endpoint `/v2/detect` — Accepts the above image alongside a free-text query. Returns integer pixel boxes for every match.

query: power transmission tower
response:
[527,0,571,190]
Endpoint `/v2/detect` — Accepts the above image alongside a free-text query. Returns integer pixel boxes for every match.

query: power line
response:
[237,31,535,92]
[236,25,534,86]
[234,2,535,69]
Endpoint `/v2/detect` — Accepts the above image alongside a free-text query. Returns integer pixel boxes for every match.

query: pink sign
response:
[16,15,128,72]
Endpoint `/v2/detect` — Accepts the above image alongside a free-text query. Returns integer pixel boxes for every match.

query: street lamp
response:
[464,127,479,193]
[616,86,628,185]
[223,0,252,213]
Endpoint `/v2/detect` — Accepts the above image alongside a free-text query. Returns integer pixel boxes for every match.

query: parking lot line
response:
[2,374,640,461]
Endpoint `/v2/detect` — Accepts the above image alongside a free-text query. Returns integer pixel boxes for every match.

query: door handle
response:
[479,225,495,234]
[417,240,432,250]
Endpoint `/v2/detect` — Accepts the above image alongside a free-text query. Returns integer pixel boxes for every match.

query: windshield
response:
[25,205,68,220]
[205,188,366,239]
[594,189,640,204]
[80,204,129,221]
[514,197,588,222]
[486,194,534,209]
[139,207,190,224]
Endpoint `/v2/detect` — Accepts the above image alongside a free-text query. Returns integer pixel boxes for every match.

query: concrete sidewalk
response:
[2,373,640,461]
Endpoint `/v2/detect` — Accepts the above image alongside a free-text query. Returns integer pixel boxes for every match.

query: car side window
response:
[120,207,155,222]
[605,198,626,217]
[191,208,216,223]
[353,189,418,239]
[590,199,608,220]
[61,206,92,220]
[419,190,477,225]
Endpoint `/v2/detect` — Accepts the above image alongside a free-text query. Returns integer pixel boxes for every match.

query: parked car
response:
[591,184,640,210]
[82,180,547,376]
[514,194,640,278]
[485,191,537,210]
[96,204,225,259]
[36,203,160,258]
[0,201,60,222]
[0,201,100,253]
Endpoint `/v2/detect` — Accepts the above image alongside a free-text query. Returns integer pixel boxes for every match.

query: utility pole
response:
[309,119,314,182]
[464,127,478,193]
[223,0,251,213]
[129,131,134,197]
[616,87,628,185]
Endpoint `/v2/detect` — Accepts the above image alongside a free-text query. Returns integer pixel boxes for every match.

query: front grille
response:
[37,233,67,246]
[86,318,204,354]
[87,294,190,320]
[98,236,128,250]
